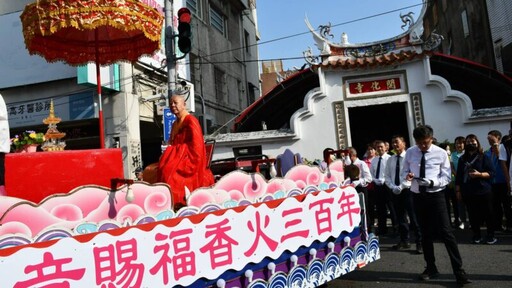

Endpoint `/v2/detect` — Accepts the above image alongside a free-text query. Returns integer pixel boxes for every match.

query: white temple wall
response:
[212,57,511,162]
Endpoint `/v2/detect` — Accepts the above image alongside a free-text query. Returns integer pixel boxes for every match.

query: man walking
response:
[402,125,471,285]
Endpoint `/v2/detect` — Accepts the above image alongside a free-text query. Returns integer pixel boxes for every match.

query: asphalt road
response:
[327,227,512,287]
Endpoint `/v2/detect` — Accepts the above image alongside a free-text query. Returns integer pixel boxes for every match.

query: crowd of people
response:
[341,125,512,285]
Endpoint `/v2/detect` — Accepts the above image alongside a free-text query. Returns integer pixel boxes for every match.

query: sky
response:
[257,0,425,71]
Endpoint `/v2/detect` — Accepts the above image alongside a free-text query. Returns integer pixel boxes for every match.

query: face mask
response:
[466,143,477,151]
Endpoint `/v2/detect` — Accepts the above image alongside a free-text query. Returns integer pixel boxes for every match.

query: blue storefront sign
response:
[163,107,176,143]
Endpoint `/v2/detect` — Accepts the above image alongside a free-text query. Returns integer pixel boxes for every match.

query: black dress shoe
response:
[455,270,472,285]
[416,243,423,254]
[392,241,411,250]
[419,268,440,281]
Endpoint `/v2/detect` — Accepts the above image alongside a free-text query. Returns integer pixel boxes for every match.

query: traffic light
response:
[177,7,192,54]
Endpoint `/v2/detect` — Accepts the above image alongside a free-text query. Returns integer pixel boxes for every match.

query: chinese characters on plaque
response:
[349,77,401,95]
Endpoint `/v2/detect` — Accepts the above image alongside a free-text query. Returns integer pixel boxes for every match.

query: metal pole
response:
[165,0,176,107]
[95,29,105,149]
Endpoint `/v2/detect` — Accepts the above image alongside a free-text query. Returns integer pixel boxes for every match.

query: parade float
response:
[0,84,378,287]
[0,149,379,287]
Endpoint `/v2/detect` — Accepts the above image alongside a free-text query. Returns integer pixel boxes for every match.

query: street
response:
[328,228,512,287]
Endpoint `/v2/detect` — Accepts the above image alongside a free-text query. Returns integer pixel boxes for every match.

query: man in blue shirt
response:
[486,130,512,232]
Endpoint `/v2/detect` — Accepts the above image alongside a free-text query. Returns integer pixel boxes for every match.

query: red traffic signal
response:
[177,7,192,53]
[178,7,191,24]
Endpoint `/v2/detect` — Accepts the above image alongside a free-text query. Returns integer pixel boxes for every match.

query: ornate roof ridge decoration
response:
[316,50,433,70]
[303,2,442,68]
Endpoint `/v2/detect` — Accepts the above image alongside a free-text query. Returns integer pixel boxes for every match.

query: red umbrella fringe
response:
[20,0,164,66]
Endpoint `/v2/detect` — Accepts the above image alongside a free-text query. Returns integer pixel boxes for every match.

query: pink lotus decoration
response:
[0,183,172,238]
[324,160,345,183]
[186,162,346,208]
[265,178,298,195]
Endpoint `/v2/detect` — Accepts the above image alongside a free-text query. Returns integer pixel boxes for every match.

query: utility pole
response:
[164,2,198,134]
[164,0,176,104]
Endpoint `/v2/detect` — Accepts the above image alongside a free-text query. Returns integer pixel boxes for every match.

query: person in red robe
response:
[158,93,214,208]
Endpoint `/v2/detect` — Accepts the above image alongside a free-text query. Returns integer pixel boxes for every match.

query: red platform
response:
[5,149,124,203]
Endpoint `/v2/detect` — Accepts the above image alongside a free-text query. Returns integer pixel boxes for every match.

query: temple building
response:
[211,2,512,162]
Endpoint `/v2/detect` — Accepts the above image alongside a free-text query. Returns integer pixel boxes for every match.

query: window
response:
[244,30,250,54]
[461,10,469,38]
[210,5,225,35]
[214,67,226,102]
[186,0,202,19]
[494,39,503,58]
[237,79,243,108]
[248,83,257,104]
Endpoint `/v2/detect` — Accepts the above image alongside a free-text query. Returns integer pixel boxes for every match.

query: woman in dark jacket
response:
[455,134,496,244]
[455,134,495,244]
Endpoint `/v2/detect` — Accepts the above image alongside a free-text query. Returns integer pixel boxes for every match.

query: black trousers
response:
[464,192,495,239]
[393,188,422,243]
[365,185,377,231]
[444,185,461,224]
[492,182,512,229]
[375,184,396,233]
[356,185,373,234]
[413,189,464,273]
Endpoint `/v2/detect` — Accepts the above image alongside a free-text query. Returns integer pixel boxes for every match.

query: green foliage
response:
[10,130,45,152]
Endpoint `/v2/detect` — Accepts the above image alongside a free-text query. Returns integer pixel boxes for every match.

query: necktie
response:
[375,156,382,179]
[394,155,400,186]
[419,151,426,193]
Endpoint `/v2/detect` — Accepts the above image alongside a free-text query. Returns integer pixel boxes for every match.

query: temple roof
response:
[315,50,428,70]
[302,2,442,69]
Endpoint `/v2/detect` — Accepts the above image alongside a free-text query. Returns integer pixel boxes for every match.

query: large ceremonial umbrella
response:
[20,0,164,148]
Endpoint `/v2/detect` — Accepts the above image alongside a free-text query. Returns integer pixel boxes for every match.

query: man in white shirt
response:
[403,125,470,285]
[370,140,395,235]
[385,135,422,254]
[345,147,373,235]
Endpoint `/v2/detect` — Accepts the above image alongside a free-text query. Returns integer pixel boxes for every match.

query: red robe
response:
[158,115,214,206]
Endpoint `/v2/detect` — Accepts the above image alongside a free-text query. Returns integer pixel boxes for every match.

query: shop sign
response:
[7,92,95,128]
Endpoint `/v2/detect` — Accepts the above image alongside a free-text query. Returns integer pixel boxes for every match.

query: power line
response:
[5,2,425,68]
[203,2,426,59]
